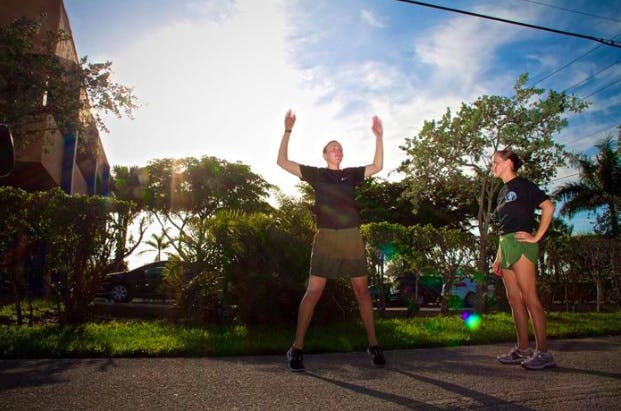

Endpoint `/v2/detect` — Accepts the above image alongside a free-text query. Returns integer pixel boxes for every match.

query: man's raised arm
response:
[365,115,383,178]
[277,109,302,178]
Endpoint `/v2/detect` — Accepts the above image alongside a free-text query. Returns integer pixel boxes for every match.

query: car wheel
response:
[465,292,477,308]
[109,283,131,303]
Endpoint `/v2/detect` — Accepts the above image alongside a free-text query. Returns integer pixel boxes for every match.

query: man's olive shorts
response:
[310,227,367,279]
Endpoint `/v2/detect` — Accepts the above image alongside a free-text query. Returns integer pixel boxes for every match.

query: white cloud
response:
[88,0,615,210]
[360,9,385,29]
[100,0,397,197]
[413,3,543,97]
[186,0,238,22]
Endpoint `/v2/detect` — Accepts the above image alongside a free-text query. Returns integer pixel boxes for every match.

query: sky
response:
[61,0,621,266]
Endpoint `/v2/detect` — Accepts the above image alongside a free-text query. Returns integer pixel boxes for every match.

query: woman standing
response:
[491,149,556,370]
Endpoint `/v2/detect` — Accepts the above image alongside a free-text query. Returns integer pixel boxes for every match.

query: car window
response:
[144,267,164,280]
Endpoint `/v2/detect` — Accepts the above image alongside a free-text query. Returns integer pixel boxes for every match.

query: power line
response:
[532,44,602,86]
[564,60,621,93]
[548,172,579,184]
[517,0,621,24]
[580,124,620,140]
[531,31,621,87]
[581,77,621,99]
[393,0,621,48]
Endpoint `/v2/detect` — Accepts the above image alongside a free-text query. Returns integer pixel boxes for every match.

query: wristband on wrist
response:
[285,129,292,133]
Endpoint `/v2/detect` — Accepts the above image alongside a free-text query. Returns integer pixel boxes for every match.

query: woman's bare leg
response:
[501,267,531,350]
[512,255,548,351]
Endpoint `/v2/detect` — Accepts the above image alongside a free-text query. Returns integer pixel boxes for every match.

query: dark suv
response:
[98,261,170,303]
[396,275,442,306]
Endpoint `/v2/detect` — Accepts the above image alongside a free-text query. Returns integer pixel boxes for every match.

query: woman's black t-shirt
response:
[495,177,549,235]
[300,165,365,229]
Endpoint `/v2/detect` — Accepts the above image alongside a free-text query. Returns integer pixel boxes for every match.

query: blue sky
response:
[62,0,621,251]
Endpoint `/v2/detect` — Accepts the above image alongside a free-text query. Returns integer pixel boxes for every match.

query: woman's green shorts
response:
[498,232,539,269]
[310,227,367,279]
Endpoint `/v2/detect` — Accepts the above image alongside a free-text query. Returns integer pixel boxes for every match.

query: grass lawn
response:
[1,304,621,358]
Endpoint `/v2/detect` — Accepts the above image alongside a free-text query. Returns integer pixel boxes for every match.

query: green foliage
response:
[398,73,588,292]
[0,186,136,324]
[138,230,171,262]
[356,179,417,226]
[536,234,621,311]
[110,165,148,208]
[176,269,227,325]
[0,298,59,324]
[0,16,138,139]
[143,156,274,217]
[361,223,478,314]
[164,199,311,325]
[136,156,275,266]
[409,225,477,314]
[554,133,621,238]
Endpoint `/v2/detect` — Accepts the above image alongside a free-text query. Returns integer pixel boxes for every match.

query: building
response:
[0,0,111,196]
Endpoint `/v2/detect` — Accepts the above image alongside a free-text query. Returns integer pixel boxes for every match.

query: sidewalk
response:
[1,335,620,410]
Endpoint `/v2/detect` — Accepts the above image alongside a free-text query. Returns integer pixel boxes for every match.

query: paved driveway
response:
[1,336,620,410]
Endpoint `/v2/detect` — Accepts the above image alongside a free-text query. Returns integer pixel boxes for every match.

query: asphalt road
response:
[1,335,620,410]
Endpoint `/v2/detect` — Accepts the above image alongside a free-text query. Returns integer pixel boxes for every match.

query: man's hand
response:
[285,109,296,131]
[372,115,383,138]
[278,109,301,177]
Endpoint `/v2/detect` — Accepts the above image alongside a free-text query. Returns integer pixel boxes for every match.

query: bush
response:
[176,271,227,325]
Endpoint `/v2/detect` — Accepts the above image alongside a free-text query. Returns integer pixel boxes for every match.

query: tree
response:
[0,187,137,324]
[0,16,138,142]
[143,156,274,257]
[409,225,477,315]
[167,202,317,325]
[110,165,148,208]
[554,133,621,238]
[356,178,474,228]
[398,74,587,309]
[138,230,171,262]
[109,165,151,268]
[0,187,30,325]
[361,222,410,312]
[356,179,417,226]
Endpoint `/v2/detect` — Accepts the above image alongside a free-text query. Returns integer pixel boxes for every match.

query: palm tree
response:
[554,134,621,238]
[138,230,171,262]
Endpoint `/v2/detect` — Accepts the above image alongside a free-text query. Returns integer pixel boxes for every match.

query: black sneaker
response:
[287,347,305,372]
[367,345,386,367]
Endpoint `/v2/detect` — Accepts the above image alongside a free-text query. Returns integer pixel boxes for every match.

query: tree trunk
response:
[475,230,490,313]
[609,201,619,239]
[596,277,603,313]
[564,283,569,313]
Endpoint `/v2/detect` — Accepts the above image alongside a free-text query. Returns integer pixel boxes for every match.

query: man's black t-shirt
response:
[300,165,365,229]
[495,177,549,235]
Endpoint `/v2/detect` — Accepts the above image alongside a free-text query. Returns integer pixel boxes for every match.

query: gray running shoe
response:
[497,346,533,364]
[521,350,556,370]
[286,347,305,372]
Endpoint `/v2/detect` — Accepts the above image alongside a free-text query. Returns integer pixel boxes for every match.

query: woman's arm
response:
[515,199,555,243]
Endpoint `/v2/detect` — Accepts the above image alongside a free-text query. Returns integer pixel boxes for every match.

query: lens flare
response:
[461,311,482,331]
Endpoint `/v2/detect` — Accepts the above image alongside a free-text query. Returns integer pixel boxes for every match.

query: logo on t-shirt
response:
[505,191,517,203]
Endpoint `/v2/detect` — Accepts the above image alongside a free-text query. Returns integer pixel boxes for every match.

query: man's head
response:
[323,140,343,168]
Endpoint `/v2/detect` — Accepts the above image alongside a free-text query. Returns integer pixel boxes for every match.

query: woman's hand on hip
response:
[514,231,537,243]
